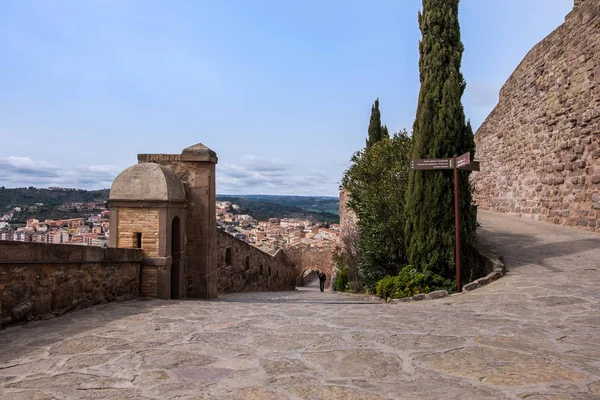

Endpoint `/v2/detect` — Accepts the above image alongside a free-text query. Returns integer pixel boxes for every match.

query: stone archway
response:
[285,244,335,289]
[301,268,320,288]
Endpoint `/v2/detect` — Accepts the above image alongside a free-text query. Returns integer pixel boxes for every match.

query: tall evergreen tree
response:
[381,125,389,141]
[404,0,476,279]
[365,99,389,148]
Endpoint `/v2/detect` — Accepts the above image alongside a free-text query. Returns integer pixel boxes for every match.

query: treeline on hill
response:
[217,195,340,224]
[0,187,110,210]
[235,195,339,215]
[0,187,340,225]
[336,0,477,299]
[0,187,110,224]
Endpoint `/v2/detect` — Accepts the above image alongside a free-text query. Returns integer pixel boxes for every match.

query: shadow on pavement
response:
[478,226,600,271]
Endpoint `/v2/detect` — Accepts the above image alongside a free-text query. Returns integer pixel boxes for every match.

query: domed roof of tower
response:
[110,163,186,202]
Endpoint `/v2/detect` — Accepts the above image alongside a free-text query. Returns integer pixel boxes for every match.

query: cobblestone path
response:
[1,211,600,399]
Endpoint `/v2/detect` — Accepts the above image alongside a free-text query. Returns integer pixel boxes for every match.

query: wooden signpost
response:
[410,152,480,292]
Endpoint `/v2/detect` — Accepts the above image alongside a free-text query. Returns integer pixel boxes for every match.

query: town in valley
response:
[0,195,339,251]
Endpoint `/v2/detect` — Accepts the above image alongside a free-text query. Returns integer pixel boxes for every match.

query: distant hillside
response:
[217,195,340,224]
[0,187,110,223]
[0,187,340,224]
[229,195,340,215]
[0,187,109,210]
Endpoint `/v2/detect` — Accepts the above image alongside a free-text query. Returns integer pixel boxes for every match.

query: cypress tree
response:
[404,0,476,279]
[381,125,389,141]
[365,98,388,148]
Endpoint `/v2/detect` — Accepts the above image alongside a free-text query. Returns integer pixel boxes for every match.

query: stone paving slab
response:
[1,211,600,399]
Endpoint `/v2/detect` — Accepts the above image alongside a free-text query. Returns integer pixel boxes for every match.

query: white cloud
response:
[0,156,122,189]
[217,155,338,196]
[0,155,340,196]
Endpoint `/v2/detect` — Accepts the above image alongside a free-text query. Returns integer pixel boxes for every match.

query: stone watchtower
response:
[109,143,218,299]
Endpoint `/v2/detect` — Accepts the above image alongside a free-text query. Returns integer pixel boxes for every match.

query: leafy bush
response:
[341,131,414,290]
[375,267,455,299]
[336,267,349,292]
[347,280,364,293]
[332,250,364,293]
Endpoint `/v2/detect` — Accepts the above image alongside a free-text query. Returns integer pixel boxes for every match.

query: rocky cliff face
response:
[472,2,600,231]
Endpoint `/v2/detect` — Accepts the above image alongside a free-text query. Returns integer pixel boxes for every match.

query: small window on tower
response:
[134,232,142,249]
[225,248,232,267]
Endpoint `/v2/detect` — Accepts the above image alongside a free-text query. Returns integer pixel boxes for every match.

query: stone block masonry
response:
[283,243,336,288]
[216,230,296,293]
[339,189,358,262]
[0,241,141,326]
[138,145,218,299]
[116,207,160,257]
[472,2,600,232]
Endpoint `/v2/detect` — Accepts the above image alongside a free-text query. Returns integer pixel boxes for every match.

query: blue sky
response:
[0,0,572,196]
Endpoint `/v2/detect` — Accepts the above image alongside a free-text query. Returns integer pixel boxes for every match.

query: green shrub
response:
[341,132,413,289]
[375,267,454,299]
[336,267,349,292]
[347,280,363,293]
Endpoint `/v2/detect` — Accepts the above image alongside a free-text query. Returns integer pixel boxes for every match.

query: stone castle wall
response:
[216,229,296,293]
[0,241,141,327]
[338,189,358,273]
[283,243,336,288]
[472,2,600,231]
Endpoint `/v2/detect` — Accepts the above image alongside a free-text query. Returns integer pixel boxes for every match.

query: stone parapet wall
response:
[0,241,141,327]
[216,230,296,294]
[472,2,600,231]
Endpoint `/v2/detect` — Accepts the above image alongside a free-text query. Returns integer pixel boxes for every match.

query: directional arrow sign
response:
[408,153,482,293]
[456,151,470,168]
[410,158,454,170]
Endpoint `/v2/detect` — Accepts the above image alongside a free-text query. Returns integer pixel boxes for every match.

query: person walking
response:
[318,271,327,292]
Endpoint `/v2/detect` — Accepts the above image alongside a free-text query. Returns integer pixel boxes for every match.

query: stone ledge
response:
[389,290,450,303]
[333,289,451,304]
[464,240,507,292]
[0,240,142,264]
[332,292,385,303]
[463,270,505,292]
[142,256,173,267]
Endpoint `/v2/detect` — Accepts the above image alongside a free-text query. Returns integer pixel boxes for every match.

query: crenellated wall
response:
[472,2,600,231]
[0,241,141,327]
[216,229,296,293]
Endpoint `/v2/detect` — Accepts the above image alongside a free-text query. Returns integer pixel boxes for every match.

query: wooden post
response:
[453,155,462,293]
[411,151,477,294]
